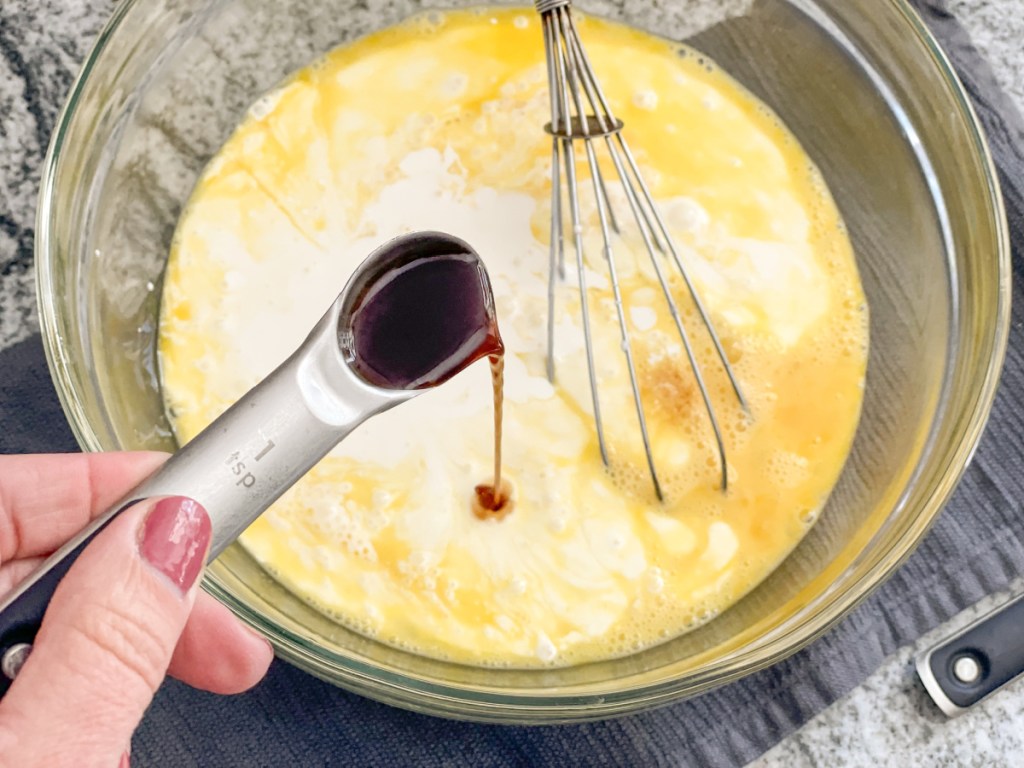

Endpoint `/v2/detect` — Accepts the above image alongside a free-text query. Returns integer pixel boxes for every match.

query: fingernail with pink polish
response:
[139,497,211,595]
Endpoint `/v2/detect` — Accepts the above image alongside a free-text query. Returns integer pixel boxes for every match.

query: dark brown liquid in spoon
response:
[343,246,510,517]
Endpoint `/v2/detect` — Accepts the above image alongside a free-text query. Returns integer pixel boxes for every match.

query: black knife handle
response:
[917,592,1024,715]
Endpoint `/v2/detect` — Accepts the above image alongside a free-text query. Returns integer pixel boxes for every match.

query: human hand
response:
[0,453,274,766]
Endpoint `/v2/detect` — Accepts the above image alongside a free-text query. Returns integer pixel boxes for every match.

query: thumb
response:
[0,496,210,766]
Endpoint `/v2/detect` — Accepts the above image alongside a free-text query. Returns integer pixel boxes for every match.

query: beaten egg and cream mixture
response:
[159,9,868,666]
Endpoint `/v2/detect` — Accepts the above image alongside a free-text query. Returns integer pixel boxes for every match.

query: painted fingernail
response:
[139,497,211,595]
[119,750,130,767]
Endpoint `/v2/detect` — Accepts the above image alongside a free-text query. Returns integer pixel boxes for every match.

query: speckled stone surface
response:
[0,1,110,349]
[953,0,1024,110]
[1,1,1023,765]
[755,580,1024,767]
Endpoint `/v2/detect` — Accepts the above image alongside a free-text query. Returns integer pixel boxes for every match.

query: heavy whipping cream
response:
[159,9,868,666]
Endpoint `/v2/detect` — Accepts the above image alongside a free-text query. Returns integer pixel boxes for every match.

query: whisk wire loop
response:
[535,0,572,14]
[542,11,610,466]
[538,1,747,497]
[556,4,664,498]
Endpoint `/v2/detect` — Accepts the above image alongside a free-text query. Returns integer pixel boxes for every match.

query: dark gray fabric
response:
[1,1,1022,765]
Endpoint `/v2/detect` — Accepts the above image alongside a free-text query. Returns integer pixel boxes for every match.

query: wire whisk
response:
[535,0,749,500]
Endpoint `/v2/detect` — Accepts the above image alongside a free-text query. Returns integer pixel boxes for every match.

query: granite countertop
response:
[1,1,1023,765]
[756,580,1024,767]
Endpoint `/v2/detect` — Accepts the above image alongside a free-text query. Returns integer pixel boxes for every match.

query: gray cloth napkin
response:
[1,1,1022,765]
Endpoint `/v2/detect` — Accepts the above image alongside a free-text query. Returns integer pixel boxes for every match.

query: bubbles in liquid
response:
[633,89,659,111]
[247,98,274,122]
[799,507,820,526]
[409,9,446,33]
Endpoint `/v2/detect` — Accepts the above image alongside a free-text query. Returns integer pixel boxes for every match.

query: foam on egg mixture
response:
[159,8,868,667]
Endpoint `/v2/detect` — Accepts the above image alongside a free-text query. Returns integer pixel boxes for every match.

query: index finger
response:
[0,452,168,563]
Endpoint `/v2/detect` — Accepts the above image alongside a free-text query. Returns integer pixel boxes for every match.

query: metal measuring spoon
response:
[0,231,501,692]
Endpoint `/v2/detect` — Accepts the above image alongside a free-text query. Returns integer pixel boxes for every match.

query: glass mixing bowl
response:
[36,0,1009,722]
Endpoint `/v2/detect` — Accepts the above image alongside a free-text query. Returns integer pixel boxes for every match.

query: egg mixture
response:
[159,8,868,666]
